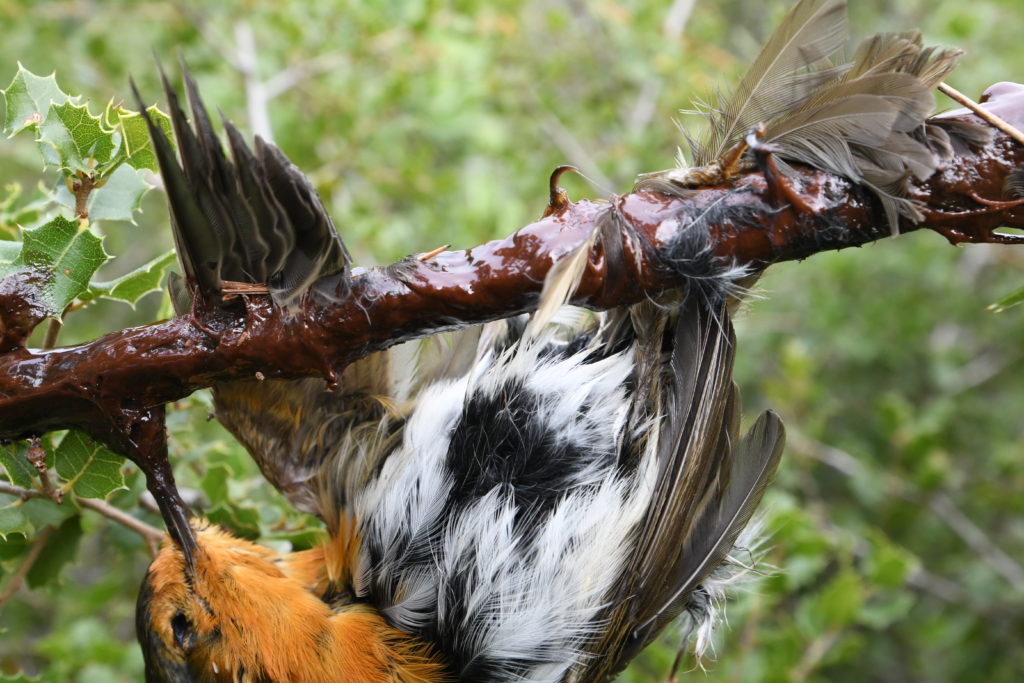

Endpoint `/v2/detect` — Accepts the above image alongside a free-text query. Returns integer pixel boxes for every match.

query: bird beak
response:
[147,468,198,576]
[108,404,199,574]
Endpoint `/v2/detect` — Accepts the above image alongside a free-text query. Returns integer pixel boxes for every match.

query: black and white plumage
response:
[337,299,784,681]
[136,62,783,683]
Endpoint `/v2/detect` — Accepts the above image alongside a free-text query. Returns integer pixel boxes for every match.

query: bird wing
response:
[136,62,350,311]
[572,296,785,681]
[137,66,391,520]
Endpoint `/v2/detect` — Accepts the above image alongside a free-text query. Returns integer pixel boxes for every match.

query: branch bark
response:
[1,105,1023,454]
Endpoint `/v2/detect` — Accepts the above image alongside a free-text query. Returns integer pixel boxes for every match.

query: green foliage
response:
[53,432,126,500]
[1,1,1023,681]
[989,283,1024,312]
[12,215,109,318]
[2,65,68,138]
[81,249,177,307]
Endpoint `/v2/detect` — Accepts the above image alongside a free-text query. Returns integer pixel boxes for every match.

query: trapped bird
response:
[136,66,783,680]
[134,0,988,680]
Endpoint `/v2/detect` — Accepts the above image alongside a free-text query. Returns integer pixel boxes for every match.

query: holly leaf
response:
[207,503,261,540]
[53,431,126,499]
[0,239,20,267]
[37,101,116,175]
[82,249,176,307]
[1,64,70,137]
[0,504,31,540]
[20,496,76,529]
[201,463,232,506]
[0,183,54,237]
[0,442,37,489]
[108,102,174,172]
[86,164,152,223]
[15,215,108,317]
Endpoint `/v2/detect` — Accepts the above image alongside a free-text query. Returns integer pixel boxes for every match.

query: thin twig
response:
[264,52,348,100]
[939,82,1024,146]
[534,103,615,192]
[74,495,165,554]
[0,525,55,608]
[0,481,164,551]
[233,20,274,143]
[789,628,841,681]
[625,0,695,131]
[929,493,1024,589]
[26,440,61,503]
[42,318,62,350]
[0,481,46,500]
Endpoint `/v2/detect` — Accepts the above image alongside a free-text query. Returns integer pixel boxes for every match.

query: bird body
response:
[138,296,783,681]
[136,67,787,678]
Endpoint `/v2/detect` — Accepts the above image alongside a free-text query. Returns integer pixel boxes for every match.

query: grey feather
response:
[696,0,848,164]
[639,2,969,236]
[137,63,350,310]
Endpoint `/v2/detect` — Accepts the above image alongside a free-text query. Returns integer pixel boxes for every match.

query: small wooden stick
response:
[417,245,450,262]
[939,82,1024,146]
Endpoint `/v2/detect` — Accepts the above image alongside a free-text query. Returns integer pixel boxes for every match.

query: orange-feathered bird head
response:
[137,523,447,683]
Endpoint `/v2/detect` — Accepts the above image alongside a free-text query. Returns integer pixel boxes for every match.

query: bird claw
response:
[746,124,814,214]
[745,123,779,154]
[543,165,579,218]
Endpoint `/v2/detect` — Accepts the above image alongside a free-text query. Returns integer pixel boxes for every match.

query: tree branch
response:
[0,481,164,551]
[1,103,1023,455]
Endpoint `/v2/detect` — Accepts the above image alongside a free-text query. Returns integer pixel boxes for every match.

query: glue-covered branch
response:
[0,104,1022,454]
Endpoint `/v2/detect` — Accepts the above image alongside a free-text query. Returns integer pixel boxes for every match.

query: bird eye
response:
[171,611,194,650]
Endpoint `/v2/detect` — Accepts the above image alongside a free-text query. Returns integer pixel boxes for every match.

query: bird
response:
[133,65,783,681]
[132,0,989,680]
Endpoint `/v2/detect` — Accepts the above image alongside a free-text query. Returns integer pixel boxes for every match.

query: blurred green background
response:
[1,0,1023,681]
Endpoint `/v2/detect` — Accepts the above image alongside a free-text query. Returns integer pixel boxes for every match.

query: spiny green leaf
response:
[0,442,37,489]
[21,496,76,529]
[26,516,83,588]
[989,284,1024,313]
[108,103,173,172]
[37,101,116,174]
[18,215,108,317]
[0,239,20,268]
[1,64,70,137]
[0,504,31,540]
[86,163,151,223]
[82,248,176,307]
[0,183,54,237]
[53,431,126,499]
[0,533,29,560]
